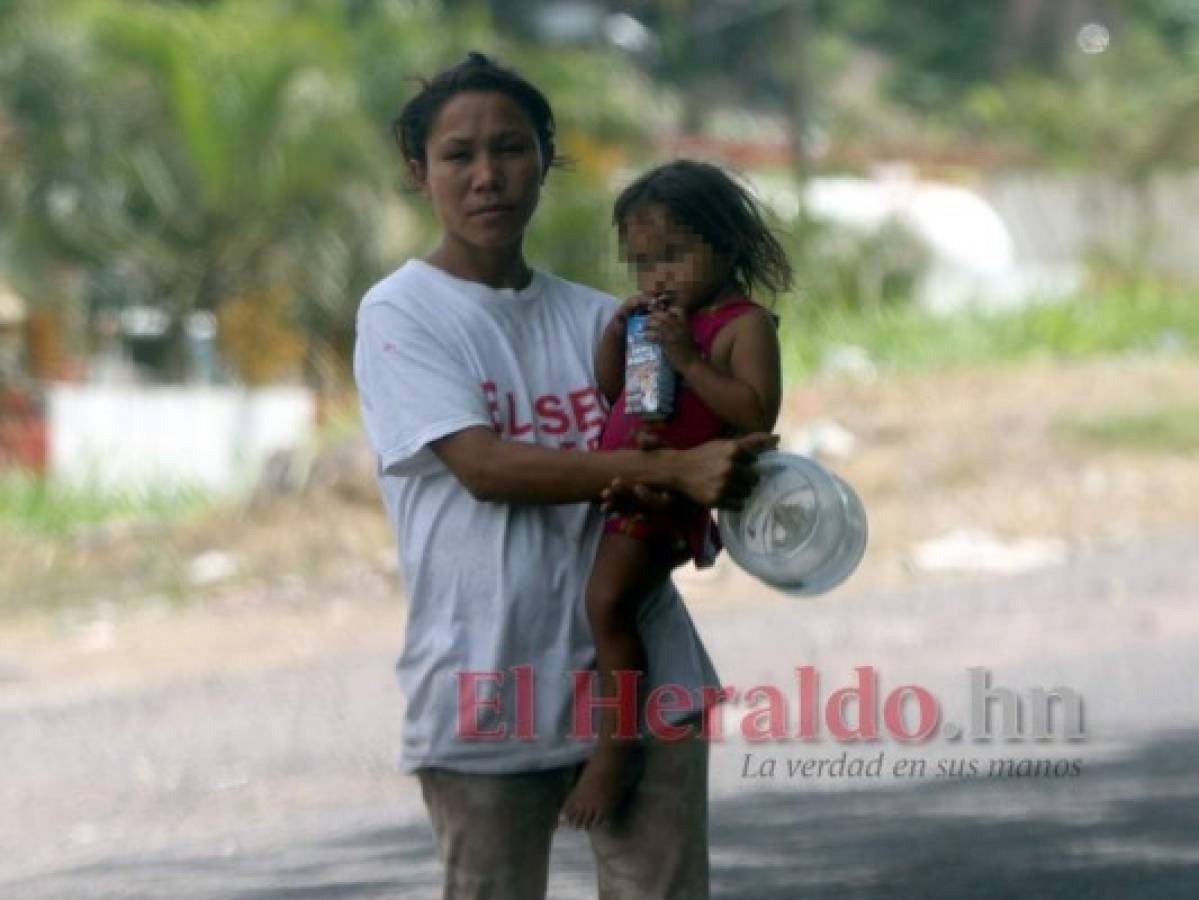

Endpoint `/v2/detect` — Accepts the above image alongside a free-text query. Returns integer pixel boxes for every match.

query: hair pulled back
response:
[393,52,558,175]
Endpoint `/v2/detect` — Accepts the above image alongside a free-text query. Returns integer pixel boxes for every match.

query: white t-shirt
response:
[353,259,720,773]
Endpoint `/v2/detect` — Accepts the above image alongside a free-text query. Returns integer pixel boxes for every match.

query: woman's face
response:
[411,91,545,260]
[622,204,729,313]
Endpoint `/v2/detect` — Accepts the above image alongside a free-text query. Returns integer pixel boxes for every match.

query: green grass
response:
[1058,404,1199,453]
[0,474,210,536]
[779,285,1199,379]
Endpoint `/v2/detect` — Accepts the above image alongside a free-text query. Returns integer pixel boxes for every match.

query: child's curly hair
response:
[613,159,793,300]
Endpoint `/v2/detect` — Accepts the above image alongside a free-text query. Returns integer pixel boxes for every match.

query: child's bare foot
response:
[560,745,642,829]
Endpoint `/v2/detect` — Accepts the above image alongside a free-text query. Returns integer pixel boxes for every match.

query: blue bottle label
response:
[625,312,675,420]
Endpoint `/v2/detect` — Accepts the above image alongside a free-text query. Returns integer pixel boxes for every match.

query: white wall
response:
[47,384,315,492]
[982,171,1199,275]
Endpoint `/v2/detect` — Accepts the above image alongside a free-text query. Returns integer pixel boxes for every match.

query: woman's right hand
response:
[674,434,778,509]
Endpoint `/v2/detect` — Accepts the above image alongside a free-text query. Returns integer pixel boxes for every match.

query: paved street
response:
[3,529,1198,898]
[7,728,1199,899]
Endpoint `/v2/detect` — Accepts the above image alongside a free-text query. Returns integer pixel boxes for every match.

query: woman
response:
[354,52,773,900]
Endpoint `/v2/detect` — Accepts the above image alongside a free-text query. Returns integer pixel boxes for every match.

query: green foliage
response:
[957,23,1199,172]
[804,0,1199,171]
[3,0,1198,385]
[0,472,208,536]
[0,0,655,378]
[783,212,929,315]
[1136,0,1199,51]
[1058,403,1199,454]
[850,0,1003,109]
[780,281,1199,380]
[0,0,397,378]
[526,172,625,296]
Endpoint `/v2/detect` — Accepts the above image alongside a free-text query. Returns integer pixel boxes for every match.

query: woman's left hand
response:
[599,429,676,513]
[600,478,674,514]
[645,306,699,370]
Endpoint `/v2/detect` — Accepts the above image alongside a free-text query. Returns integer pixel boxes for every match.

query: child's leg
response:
[562,530,671,829]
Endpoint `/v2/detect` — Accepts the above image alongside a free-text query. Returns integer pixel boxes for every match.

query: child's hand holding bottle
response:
[644,302,700,370]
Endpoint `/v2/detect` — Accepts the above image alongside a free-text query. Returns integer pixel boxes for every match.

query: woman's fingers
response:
[631,483,673,510]
[600,472,673,513]
[733,432,780,459]
[633,430,666,452]
[601,476,634,512]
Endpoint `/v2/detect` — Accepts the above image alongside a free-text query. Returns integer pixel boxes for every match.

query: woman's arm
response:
[651,307,782,434]
[430,425,775,507]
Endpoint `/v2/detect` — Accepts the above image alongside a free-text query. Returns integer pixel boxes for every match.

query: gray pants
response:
[417,733,709,900]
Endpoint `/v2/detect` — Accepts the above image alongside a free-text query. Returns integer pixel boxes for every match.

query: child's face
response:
[622,204,729,313]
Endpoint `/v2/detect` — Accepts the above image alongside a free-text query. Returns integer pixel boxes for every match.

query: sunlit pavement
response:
[4,529,1199,898]
[6,728,1199,899]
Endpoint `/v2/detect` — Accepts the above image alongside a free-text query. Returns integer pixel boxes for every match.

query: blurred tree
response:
[217,288,306,386]
[10,0,1192,386]
[958,10,1199,172]
[0,0,396,381]
[0,0,655,381]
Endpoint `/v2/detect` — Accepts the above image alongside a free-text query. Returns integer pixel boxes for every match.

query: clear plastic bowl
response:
[717,452,868,595]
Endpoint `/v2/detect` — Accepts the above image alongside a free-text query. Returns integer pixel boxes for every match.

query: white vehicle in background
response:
[757,166,1082,313]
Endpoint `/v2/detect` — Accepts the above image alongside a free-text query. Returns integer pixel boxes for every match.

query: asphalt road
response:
[5,728,1199,899]
[3,529,1198,899]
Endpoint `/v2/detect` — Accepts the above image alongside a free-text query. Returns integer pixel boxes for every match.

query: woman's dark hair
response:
[613,159,793,299]
[392,52,558,174]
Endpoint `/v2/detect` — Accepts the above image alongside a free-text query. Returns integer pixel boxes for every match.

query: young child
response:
[562,159,792,828]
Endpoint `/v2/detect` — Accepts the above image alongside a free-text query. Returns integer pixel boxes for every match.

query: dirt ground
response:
[1,357,1197,693]
[2,357,1198,891]
[778,356,1199,591]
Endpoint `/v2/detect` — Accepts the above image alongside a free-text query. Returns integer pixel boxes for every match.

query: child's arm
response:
[595,296,647,405]
[652,307,781,434]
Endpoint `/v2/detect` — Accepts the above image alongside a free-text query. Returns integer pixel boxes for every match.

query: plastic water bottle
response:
[625,303,675,420]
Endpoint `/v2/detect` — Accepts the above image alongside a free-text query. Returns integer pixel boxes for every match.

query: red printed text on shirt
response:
[481,381,608,450]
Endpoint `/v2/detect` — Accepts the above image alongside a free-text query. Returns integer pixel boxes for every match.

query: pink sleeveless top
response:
[599,296,761,454]
[598,297,764,567]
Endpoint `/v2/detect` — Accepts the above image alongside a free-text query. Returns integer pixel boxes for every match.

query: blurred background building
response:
[3,4,1199,890]
[0,0,1196,492]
